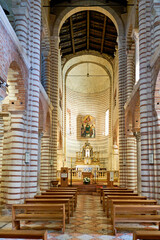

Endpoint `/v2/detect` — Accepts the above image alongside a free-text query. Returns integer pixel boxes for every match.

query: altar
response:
[75,141,100,178]
[76,165,100,172]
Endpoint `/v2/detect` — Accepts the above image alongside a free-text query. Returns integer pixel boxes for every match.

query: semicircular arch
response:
[52,1,124,38]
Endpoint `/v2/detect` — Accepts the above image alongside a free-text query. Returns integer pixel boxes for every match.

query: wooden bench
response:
[34,194,75,213]
[12,204,66,233]
[45,190,78,206]
[133,230,160,240]
[25,198,71,222]
[41,192,77,207]
[112,205,160,235]
[106,195,147,217]
[103,192,138,211]
[49,187,77,190]
[100,187,128,203]
[101,189,134,204]
[110,199,157,220]
[0,230,47,240]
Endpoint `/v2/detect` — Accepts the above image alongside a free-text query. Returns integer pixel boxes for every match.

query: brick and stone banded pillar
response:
[118,36,127,186]
[41,52,51,96]
[13,3,29,54]
[1,113,26,204]
[23,0,41,198]
[40,135,51,190]
[0,115,4,197]
[127,47,135,99]
[152,0,160,49]
[50,36,58,180]
[126,133,137,190]
[139,0,155,198]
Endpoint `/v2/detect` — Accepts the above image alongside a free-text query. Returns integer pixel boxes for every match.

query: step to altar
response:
[73,184,98,195]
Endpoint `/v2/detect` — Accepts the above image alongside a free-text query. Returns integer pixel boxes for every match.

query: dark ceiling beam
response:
[70,16,75,54]
[101,16,107,54]
[87,11,90,50]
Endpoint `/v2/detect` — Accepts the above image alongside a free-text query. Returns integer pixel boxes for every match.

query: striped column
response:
[127,47,135,99]
[1,112,26,204]
[40,135,50,190]
[118,36,127,186]
[134,132,141,195]
[139,0,156,199]
[151,0,160,49]
[24,0,41,198]
[0,115,4,197]
[126,132,137,190]
[41,52,51,95]
[50,36,58,180]
[37,132,43,194]
[12,3,29,54]
[1,0,41,204]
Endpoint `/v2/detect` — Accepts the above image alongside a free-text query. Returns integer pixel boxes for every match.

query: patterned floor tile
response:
[0,195,157,239]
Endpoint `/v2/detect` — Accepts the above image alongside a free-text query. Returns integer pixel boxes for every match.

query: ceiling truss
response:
[59,10,117,57]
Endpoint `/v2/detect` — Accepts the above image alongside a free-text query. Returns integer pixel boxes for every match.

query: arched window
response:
[105,109,109,136]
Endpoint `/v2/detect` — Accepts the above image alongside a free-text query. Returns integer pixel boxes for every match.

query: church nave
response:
[0,194,158,240]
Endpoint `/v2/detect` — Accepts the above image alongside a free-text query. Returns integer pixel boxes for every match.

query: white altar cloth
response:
[76,165,100,172]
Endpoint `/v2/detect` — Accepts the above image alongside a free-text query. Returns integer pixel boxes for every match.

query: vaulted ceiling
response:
[59,10,117,57]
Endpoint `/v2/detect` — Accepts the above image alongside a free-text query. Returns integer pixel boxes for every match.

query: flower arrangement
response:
[83,177,90,184]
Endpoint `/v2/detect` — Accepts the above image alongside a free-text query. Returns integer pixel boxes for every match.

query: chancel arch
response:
[50,2,127,185]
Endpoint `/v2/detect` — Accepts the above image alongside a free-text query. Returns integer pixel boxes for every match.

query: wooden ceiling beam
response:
[101,15,107,54]
[70,16,75,54]
[87,10,90,50]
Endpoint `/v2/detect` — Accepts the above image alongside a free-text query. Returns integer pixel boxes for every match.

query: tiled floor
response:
[0,195,158,240]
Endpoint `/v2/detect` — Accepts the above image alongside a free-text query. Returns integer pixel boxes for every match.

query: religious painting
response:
[81,115,95,138]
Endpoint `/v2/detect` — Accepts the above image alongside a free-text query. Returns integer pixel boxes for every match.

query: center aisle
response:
[66,195,111,234]
[49,195,133,240]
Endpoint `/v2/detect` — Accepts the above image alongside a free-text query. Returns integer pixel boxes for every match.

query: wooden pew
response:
[25,198,71,222]
[34,195,75,213]
[50,187,77,190]
[45,190,78,205]
[0,230,47,240]
[101,189,134,204]
[133,230,160,240]
[12,204,66,233]
[41,192,77,207]
[103,192,138,211]
[112,205,160,235]
[110,199,157,220]
[106,195,147,217]
[100,187,128,203]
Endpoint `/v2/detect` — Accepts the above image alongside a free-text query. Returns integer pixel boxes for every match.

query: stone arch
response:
[51,0,126,182]
[2,61,27,112]
[63,53,113,81]
[52,1,124,37]
[0,61,28,204]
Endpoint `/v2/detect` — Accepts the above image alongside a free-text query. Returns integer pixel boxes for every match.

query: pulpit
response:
[61,167,68,187]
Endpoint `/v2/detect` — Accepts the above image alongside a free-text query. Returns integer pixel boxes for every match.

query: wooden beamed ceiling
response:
[59,10,117,57]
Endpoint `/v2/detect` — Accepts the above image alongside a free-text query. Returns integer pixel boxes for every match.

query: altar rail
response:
[57,169,116,182]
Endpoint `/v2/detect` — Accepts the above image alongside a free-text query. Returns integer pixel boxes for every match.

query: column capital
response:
[132,29,139,42]
[133,131,141,141]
